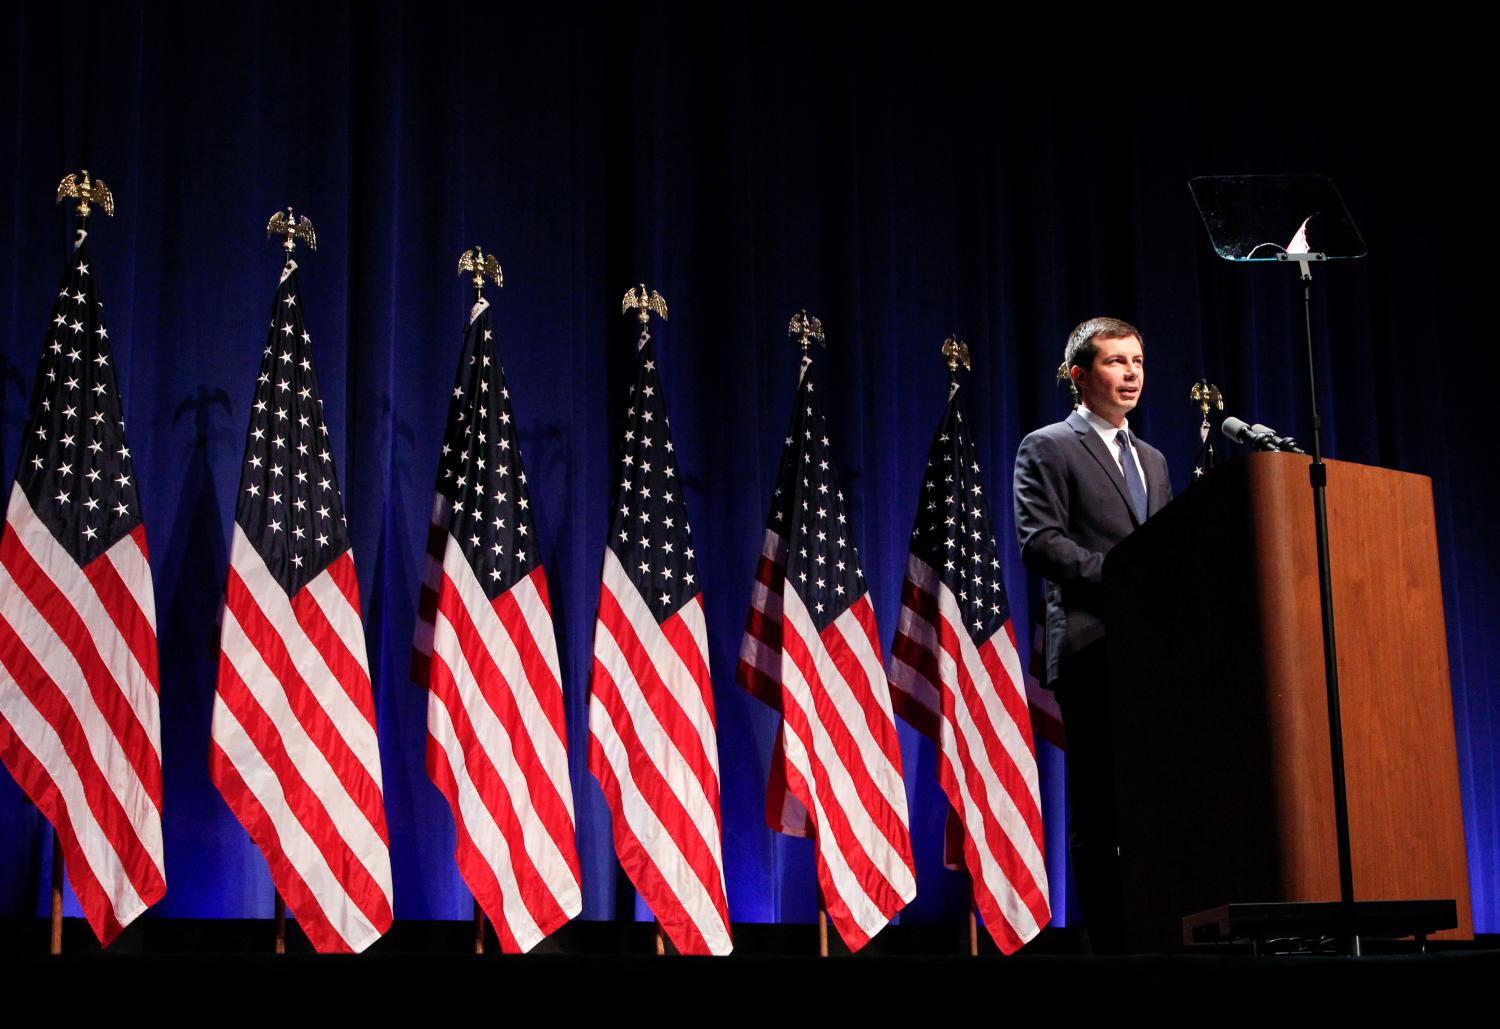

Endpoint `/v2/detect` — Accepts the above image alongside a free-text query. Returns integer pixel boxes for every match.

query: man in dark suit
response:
[1013,316,1171,953]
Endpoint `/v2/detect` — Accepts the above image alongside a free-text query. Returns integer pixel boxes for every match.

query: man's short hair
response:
[1063,316,1143,373]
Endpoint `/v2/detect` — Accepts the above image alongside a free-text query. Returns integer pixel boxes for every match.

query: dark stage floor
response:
[6,918,1499,1012]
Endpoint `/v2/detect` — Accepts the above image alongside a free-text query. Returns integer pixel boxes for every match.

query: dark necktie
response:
[1117,431,1149,523]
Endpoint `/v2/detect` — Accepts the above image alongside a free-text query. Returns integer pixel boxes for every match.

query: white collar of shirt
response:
[1080,404,1144,482]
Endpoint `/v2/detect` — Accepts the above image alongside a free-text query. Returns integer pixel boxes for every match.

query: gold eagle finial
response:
[56,169,115,219]
[622,284,668,348]
[1057,358,1079,407]
[622,284,668,324]
[267,208,318,253]
[457,246,504,296]
[788,310,825,352]
[1190,379,1224,417]
[942,335,971,372]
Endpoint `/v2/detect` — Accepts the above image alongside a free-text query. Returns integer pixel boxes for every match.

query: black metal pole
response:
[1298,263,1360,956]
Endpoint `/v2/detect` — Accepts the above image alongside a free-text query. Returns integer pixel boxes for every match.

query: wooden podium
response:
[1103,453,1472,951]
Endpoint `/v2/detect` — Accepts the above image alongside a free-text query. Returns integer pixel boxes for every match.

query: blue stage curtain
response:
[1,1,1494,935]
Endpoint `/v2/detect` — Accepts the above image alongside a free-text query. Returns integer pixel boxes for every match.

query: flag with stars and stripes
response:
[587,331,732,956]
[411,293,581,952]
[736,353,915,952]
[209,257,393,954]
[1192,415,1218,482]
[887,380,1050,953]
[0,237,165,946]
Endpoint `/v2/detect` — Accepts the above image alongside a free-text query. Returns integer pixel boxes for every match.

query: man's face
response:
[1072,334,1144,426]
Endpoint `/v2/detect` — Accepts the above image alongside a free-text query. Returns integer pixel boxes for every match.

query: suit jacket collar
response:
[1066,408,1143,527]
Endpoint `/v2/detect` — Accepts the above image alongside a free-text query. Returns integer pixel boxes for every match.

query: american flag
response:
[1192,415,1218,481]
[411,293,582,952]
[209,256,394,953]
[0,237,165,945]
[737,351,916,952]
[887,380,1051,953]
[588,321,732,956]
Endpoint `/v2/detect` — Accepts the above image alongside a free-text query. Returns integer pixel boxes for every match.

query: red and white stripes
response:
[740,529,916,951]
[590,547,732,955]
[889,554,1051,953]
[211,525,393,953]
[423,519,582,952]
[0,486,165,945]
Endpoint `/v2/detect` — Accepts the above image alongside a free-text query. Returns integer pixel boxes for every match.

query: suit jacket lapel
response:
[1067,409,1140,526]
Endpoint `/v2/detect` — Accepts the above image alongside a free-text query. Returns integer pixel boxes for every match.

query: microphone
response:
[1251,423,1308,455]
[1222,416,1283,452]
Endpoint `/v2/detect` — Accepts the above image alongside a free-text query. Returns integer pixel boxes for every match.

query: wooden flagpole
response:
[273,892,287,954]
[473,898,486,954]
[817,888,829,957]
[968,872,980,956]
[49,829,63,955]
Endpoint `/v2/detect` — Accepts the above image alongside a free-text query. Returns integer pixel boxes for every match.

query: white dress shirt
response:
[1079,404,1147,489]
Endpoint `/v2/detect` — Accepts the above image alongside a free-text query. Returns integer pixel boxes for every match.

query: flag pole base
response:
[273,892,287,954]
[49,829,63,956]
